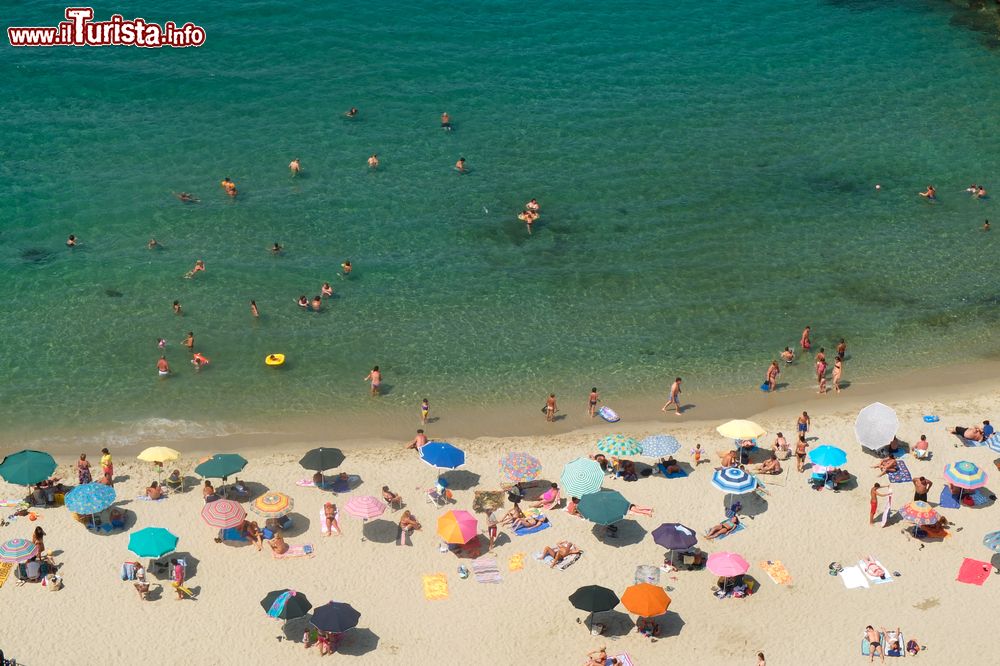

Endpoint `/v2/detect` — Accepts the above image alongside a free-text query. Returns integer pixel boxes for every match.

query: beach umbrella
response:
[137,447,180,464]
[707,551,750,577]
[250,492,294,519]
[128,527,178,558]
[560,458,604,498]
[577,490,631,526]
[499,452,542,483]
[808,445,847,469]
[854,402,898,451]
[651,523,697,551]
[64,482,116,515]
[621,583,671,617]
[987,436,1000,455]
[299,447,345,472]
[201,498,246,529]
[711,467,758,494]
[983,531,1000,553]
[898,501,939,526]
[569,585,619,630]
[716,420,766,441]
[195,453,248,480]
[344,495,387,521]
[437,510,478,544]
[0,449,57,486]
[419,442,466,470]
[944,461,988,490]
[596,434,642,457]
[640,435,682,459]
[261,589,312,620]
[0,538,39,563]
[310,601,361,633]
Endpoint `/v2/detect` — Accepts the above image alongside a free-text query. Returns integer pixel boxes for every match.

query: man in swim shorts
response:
[157,356,170,377]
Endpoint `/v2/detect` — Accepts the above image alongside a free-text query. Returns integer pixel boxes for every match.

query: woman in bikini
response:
[323,502,341,536]
[244,521,263,551]
[833,357,843,393]
[77,453,92,485]
[705,514,740,539]
[795,434,809,473]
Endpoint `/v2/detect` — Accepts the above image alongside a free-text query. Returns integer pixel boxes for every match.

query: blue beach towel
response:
[887,461,912,484]
[662,467,688,479]
[970,489,992,506]
[514,520,551,536]
[713,522,745,540]
[221,527,248,541]
[939,487,961,509]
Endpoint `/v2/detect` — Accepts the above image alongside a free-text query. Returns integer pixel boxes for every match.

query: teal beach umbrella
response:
[128,527,178,558]
[195,454,248,480]
[578,490,631,525]
[0,450,57,486]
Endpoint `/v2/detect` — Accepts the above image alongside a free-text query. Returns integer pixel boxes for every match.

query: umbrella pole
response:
[587,611,593,632]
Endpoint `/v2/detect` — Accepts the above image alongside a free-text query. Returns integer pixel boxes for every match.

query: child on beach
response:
[692,443,703,466]
[588,387,599,418]
[420,398,430,424]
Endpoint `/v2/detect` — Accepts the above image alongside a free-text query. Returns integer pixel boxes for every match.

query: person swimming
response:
[345,107,358,118]
[977,185,988,199]
[270,243,283,255]
[341,260,352,277]
[147,238,160,249]
[517,209,539,234]
[919,185,936,200]
[174,192,199,203]
[297,295,309,308]
[191,352,210,370]
[289,158,301,176]
[321,282,334,297]
[184,260,205,279]
[441,112,451,129]
[311,296,322,311]
[220,177,237,197]
[455,157,467,173]
[250,300,259,317]
[525,198,540,212]
[66,234,77,247]
[368,154,379,169]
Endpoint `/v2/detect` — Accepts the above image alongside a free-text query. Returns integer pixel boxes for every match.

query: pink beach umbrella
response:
[201,499,246,529]
[437,510,478,544]
[344,496,387,521]
[707,551,750,577]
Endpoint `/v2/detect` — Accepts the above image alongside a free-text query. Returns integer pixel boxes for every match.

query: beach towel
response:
[422,573,449,600]
[396,525,413,546]
[970,489,992,506]
[514,519,551,536]
[472,556,502,584]
[887,461,912,484]
[713,522,745,540]
[859,559,894,584]
[881,494,893,527]
[507,552,526,571]
[0,561,12,589]
[939,487,961,509]
[957,558,992,586]
[136,494,168,502]
[839,566,869,589]
[535,551,582,570]
[607,654,634,666]
[862,634,905,657]
[663,468,688,479]
[634,565,661,585]
[473,490,505,513]
[330,475,360,493]
[758,560,792,585]
[272,544,314,559]
[220,527,247,542]
[318,507,340,535]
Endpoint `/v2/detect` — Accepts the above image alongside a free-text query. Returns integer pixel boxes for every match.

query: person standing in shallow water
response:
[800,326,811,352]
[588,387,599,418]
[662,377,682,415]
[545,394,557,422]
[364,366,381,396]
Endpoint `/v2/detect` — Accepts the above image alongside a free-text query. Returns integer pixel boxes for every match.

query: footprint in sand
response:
[913,597,940,610]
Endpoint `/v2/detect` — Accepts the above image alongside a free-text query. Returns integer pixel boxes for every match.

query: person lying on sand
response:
[950,425,984,442]
[584,646,607,666]
[865,625,885,664]
[499,503,524,527]
[873,457,898,477]
[269,534,289,555]
[512,513,545,531]
[861,556,886,580]
[705,514,740,540]
[543,541,580,568]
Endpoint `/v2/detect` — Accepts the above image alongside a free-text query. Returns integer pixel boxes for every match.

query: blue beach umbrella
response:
[987,434,1000,455]
[808,445,847,469]
[711,467,757,494]
[65,483,116,515]
[639,435,682,459]
[419,442,466,470]
[983,530,1000,554]
[128,527,178,558]
[560,458,604,498]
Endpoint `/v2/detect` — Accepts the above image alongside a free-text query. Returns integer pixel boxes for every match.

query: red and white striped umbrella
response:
[343,495,387,521]
[201,499,246,529]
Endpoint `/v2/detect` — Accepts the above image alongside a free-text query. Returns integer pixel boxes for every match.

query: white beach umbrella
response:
[854,402,898,452]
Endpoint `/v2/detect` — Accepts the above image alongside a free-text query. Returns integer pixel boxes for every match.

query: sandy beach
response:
[3,376,1000,665]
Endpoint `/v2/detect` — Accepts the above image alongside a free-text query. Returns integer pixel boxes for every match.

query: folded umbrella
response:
[621,582,670,617]
[261,589,312,620]
[577,490,631,526]
[0,450,57,486]
[201,499,246,529]
[310,601,361,633]
[65,482,117,515]
[560,458,604,498]
[299,447,345,472]
[128,527,178,558]
[707,551,750,577]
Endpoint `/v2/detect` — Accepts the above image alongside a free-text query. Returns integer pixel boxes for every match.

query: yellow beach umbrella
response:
[716,420,766,441]
[137,447,181,464]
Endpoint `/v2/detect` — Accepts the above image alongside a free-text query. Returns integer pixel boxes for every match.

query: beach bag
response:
[43,574,63,591]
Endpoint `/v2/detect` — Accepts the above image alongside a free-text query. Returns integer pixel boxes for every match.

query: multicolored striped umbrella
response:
[944,461,988,490]
[711,467,757,494]
[261,589,312,620]
[621,583,671,617]
[499,452,542,483]
[987,433,1000,455]
[808,445,847,469]
[639,435,682,458]
[64,482,117,515]
[707,551,750,577]
[596,434,642,457]
[899,501,939,526]
[200,499,246,528]
[250,492,294,518]
[560,458,604,498]
[128,527,178,558]
[419,442,466,470]
[983,530,1000,553]
[578,490,631,526]
[437,510,478,544]
[0,538,39,563]
[344,495,387,520]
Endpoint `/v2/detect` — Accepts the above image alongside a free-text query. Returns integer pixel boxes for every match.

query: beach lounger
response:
[859,558,894,584]
[426,488,453,506]
[839,566,869,589]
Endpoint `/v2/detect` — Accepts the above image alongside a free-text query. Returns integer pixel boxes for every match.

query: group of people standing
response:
[768,328,847,394]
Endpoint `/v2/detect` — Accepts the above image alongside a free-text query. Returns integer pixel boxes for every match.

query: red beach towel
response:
[956,558,992,586]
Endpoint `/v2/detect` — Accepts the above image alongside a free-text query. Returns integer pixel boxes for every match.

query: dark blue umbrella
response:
[419,442,465,470]
[310,601,361,633]
[651,523,697,550]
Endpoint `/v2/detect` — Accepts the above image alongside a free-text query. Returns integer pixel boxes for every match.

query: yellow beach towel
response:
[0,561,12,589]
[508,552,526,572]
[422,573,449,601]
[759,560,792,585]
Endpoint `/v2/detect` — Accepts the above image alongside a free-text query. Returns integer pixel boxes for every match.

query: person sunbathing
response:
[543,541,580,568]
[323,502,341,537]
[512,513,545,530]
[716,450,738,468]
[146,481,163,500]
[656,457,681,475]
[498,503,524,526]
[873,457,898,477]
[244,520,263,551]
[861,556,886,580]
[382,486,402,509]
[628,504,654,518]
[399,510,421,532]
[269,534,289,555]
[756,453,782,475]
[886,628,903,657]
[705,515,740,540]
[864,625,885,664]
[532,483,561,510]
[950,425,984,442]
[585,646,607,666]
[825,468,850,489]
[202,480,218,502]
[620,460,638,481]
[590,453,610,473]
[565,496,580,516]
[165,469,182,489]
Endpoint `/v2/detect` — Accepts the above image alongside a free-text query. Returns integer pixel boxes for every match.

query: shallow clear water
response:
[2,0,999,439]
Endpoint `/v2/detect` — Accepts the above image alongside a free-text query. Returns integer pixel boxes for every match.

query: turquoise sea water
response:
[2,1,1000,441]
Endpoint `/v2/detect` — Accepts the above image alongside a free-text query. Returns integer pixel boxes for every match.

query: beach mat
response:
[396,525,412,546]
[0,561,11,589]
[272,544,314,559]
[514,520,550,536]
[957,558,992,586]
[472,556,502,584]
[135,494,168,502]
[859,559,894,584]
[939,487,961,509]
[473,490,505,513]
[220,527,247,542]
[507,552,526,571]
[663,469,688,479]
[535,551,582,570]
[758,560,792,585]
[887,461,912,484]
[713,522,745,540]
[609,654,634,666]
[970,489,992,506]
[840,566,869,589]
[422,573,448,600]
[634,565,661,585]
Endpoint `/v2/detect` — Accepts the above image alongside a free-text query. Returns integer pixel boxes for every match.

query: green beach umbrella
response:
[0,449,57,486]
[195,454,248,480]
[128,527,178,558]
[596,434,642,457]
[578,490,631,526]
[299,447,345,472]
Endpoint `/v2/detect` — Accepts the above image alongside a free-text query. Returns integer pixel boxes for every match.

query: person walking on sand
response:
[289,158,301,176]
[486,508,499,552]
[662,377,682,414]
[795,434,809,473]
[832,357,843,393]
[545,393,557,422]
[766,361,780,392]
[588,387,600,418]
[364,365,381,396]
[800,325,812,351]
[913,476,933,502]
[797,411,810,436]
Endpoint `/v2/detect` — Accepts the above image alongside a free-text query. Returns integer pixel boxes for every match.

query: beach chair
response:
[227,479,251,502]
[164,475,184,492]
[426,487,453,506]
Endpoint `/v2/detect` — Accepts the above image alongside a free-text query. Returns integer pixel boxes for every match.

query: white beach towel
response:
[859,559,894,584]
[319,507,340,535]
[880,492,893,527]
[840,566,870,589]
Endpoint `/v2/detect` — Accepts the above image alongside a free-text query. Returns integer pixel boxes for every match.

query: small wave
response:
[23,418,267,450]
